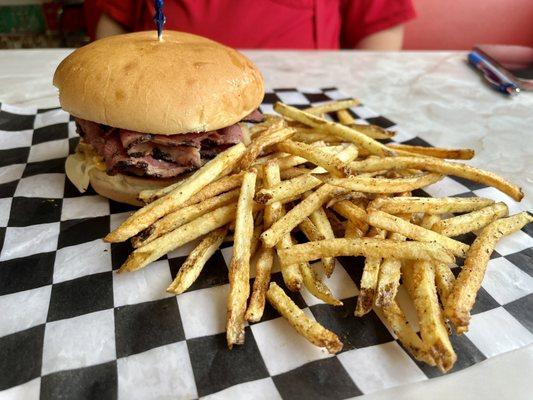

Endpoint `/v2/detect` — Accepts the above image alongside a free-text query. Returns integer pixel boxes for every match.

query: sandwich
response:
[54,30,264,205]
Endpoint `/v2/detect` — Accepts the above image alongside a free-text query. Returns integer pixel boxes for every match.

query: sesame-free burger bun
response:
[53,30,264,135]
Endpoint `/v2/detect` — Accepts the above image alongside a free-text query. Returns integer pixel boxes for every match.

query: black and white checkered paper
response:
[0,88,532,400]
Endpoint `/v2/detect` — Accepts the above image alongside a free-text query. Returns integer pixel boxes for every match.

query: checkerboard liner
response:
[0,88,531,400]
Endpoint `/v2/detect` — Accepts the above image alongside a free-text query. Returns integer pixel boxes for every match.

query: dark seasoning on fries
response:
[104,99,532,373]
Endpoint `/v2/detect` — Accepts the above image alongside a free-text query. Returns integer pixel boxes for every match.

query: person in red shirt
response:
[92,0,415,50]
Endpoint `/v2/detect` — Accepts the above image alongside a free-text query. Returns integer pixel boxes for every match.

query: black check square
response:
[273,357,362,400]
[0,180,18,198]
[0,147,29,168]
[8,197,62,227]
[400,137,432,147]
[114,297,184,358]
[47,272,113,322]
[58,216,110,249]
[302,92,333,103]
[188,327,269,397]
[469,287,500,315]
[505,248,532,276]
[504,294,533,333]
[338,256,366,289]
[0,227,4,253]
[32,123,69,145]
[40,361,118,400]
[110,241,134,270]
[0,252,55,295]
[63,177,98,198]
[0,325,44,391]
[169,249,228,292]
[365,116,395,129]
[262,92,282,105]
[0,110,35,131]
[449,176,487,191]
[69,136,80,154]
[22,157,65,178]
[256,272,307,323]
[109,200,138,215]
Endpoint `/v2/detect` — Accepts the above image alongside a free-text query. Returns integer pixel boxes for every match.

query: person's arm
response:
[356,24,405,51]
[95,13,127,39]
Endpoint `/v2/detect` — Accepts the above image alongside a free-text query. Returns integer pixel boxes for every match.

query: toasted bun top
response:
[53,31,264,135]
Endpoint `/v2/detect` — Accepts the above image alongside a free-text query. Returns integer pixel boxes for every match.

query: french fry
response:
[275,154,309,170]
[278,238,455,266]
[343,156,523,201]
[355,228,386,316]
[445,212,533,333]
[276,232,304,291]
[331,144,359,163]
[299,217,325,241]
[402,260,457,372]
[280,167,314,180]
[274,140,345,177]
[274,102,394,156]
[419,213,442,230]
[380,301,436,366]
[254,173,322,205]
[304,99,359,115]
[324,208,346,237]
[434,262,456,305]
[336,109,355,125]
[387,143,474,160]
[433,202,509,237]
[330,200,369,233]
[106,143,246,243]
[326,173,443,194]
[310,207,337,276]
[266,282,343,354]
[227,171,257,348]
[299,261,342,306]
[261,184,345,248]
[367,210,469,258]
[250,221,263,257]
[249,114,286,137]
[166,226,228,294]
[238,126,296,170]
[132,188,240,248]
[375,232,405,307]
[292,131,345,144]
[370,196,495,215]
[119,203,239,272]
[344,221,364,238]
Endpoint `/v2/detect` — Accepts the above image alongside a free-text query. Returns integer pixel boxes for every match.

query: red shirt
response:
[94,0,415,49]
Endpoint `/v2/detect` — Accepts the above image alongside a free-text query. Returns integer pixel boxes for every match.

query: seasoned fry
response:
[331,144,359,163]
[330,200,369,233]
[274,102,394,156]
[304,99,359,115]
[292,131,345,144]
[277,233,304,292]
[375,232,405,307]
[119,203,238,272]
[280,167,314,180]
[310,207,336,276]
[239,126,296,170]
[403,260,457,372]
[227,171,257,348]
[355,229,386,316]
[434,262,456,305]
[324,208,346,237]
[344,221,364,238]
[299,217,325,241]
[274,154,309,170]
[262,162,284,226]
[166,226,228,294]
[380,301,436,365]
[254,173,322,205]
[433,202,508,237]
[336,109,356,125]
[326,173,443,194]
[132,189,240,248]
[106,143,246,243]
[266,282,343,353]
[367,210,469,258]
[387,143,474,160]
[274,139,345,177]
[445,212,533,333]
[370,196,495,215]
[261,184,344,248]
[278,238,455,266]
[250,222,263,257]
[419,214,442,230]
[343,156,523,201]
[299,261,342,306]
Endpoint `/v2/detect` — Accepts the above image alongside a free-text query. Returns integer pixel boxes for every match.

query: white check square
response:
[1,103,36,115]
[0,378,41,400]
[15,173,65,198]
[0,222,59,261]
[0,197,12,227]
[423,176,470,197]
[275,91,309,105]
[0,164,25,184]
[202,378,281,400]
[0,129,33,150]
[27,139,69,163]
[42,309,116,375]
[53,239,111,283]
[473,187,528,214]
[34,109,69,129]
[481,257,533,305]
[68,121,78,137]
[494,229,533,256]
[61,196,110,221]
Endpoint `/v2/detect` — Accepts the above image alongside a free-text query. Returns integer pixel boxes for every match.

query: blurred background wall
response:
[1,0,532,49]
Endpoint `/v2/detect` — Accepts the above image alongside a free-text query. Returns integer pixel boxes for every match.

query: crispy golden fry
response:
[355,229,386,316]
[352,124,395,140]
[344,221,365,239]
[239,127,296,170]
[336,109,355,125]
[249,115,286,137]
[343,156,523,201]
[387,143,474,160]
[280,167,314,180]
[299,217,325,242]
[266,282,343,353]
[132,189,240,248]
[261,184,345,248]
[274,154,309,170]
[375,232,405,307]
[278,238,454,266]
[324,208,346,237]
[227,172,257,348]
[380,301,436,365]
[299,261,342,306]
[250,222,263,257]
[330,200,369,233]
[119,203,239,273]
[370,196,495,215]
[262,162,284,226]
[419,214,442,230]
[277,232,304,292]
[310,207,336,276]
[332,144,359,163]
[403,260,457,372]
[166,226,228,294]
[433,202,509,237]
[326,173,443,194]
[367,210,469,258]
[292,131,345,144]
[274,140,345,177]
[254,174,322,205]
[106,143,246,243]
[445,212,533,333]
[304,99,360,115]
[274,102,394,156]
[434,262,456,305]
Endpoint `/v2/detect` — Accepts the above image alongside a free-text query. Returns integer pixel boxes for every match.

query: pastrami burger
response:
[54,30,264,205]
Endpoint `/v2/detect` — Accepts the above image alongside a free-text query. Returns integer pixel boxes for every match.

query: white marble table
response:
[0,49,532,399]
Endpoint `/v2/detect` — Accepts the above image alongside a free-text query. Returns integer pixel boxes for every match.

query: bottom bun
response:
[65,145,182,206]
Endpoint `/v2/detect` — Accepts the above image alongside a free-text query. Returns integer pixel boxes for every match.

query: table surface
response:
[0,49,532,399]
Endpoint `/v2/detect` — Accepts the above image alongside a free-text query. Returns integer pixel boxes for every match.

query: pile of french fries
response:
[104,99,532,372]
